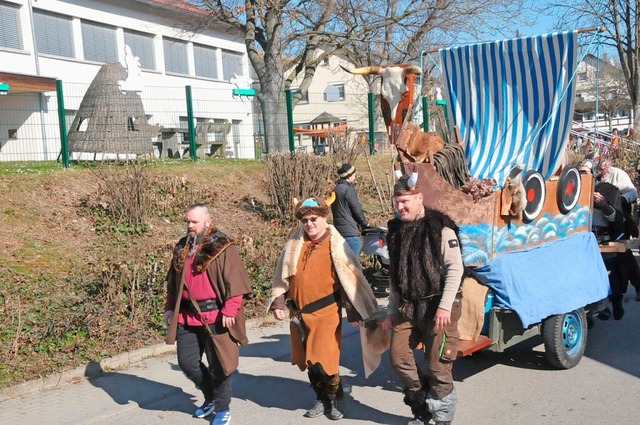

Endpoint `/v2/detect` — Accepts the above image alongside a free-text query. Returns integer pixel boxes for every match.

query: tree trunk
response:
[259,89,288,153]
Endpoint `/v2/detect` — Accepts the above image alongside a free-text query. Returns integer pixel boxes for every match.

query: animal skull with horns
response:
[341,64,422,128]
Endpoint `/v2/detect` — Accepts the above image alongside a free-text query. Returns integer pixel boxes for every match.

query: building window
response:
[0,1,23,50]
[575,93,584,102]
[33,10,75,58]
[163,37,189,75]
[124,29,156,70]
[81,20,118,63]
[194,44,218,79]
[614,109,629,118]
[291,88,309,103]
[324,83,345,102]
[221,50,243,80]
[578,72,587,82]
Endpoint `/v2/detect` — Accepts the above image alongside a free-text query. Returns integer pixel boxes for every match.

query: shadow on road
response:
[85,362,195,414]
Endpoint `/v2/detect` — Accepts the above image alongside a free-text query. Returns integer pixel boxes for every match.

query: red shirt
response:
[164,253,243,326]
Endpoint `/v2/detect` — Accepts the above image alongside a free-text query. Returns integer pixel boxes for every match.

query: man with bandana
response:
[164,203,252,425]
[269,194,379,420]
[381,172,464,425]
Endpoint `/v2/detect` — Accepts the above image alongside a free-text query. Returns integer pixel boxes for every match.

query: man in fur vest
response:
[269,194,379,420]
[381,172,464,425]
[164,203,252,425]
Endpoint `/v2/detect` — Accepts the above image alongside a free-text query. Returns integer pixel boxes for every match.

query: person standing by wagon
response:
[331,163,369,256]
[164,203,252,425]
[381,172,464,425]
[269,194,379,420]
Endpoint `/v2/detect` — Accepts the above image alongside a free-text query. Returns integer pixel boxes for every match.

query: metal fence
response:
[0,81,445,164]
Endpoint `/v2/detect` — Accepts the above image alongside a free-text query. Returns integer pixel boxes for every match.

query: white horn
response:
[340,64,381,75]
[407,172,419,188]
[394,169,403,179]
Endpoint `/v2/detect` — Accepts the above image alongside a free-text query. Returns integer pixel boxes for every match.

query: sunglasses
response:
[301,216,319,224]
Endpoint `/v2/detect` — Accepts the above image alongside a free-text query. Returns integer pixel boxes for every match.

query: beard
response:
[187,229,206,255]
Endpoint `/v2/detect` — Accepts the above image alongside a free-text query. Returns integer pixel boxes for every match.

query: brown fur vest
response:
[387,208,459,321]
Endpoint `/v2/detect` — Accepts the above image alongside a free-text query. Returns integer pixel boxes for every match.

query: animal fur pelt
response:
[461,177,497,200]
[432,143,471,189]
[172,227,232,273]
[387,208,459,322]
[403,122,445,163]
[500,165,526,220]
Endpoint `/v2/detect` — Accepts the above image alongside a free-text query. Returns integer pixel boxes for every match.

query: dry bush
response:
[328,129,368,166]
[264,152,334,222]
[85,161,151,234]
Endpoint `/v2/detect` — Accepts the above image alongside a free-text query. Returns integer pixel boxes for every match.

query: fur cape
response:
[387,207,459,322]
[269,225,379,321]
[166,227,253,348]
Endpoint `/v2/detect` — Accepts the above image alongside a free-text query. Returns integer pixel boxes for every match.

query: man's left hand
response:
[222,315,236,328]
[434,308,451,330]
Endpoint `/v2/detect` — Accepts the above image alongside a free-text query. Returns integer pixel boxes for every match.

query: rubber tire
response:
[542,308,587,369]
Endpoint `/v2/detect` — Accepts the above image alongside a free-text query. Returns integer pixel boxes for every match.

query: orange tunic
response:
[288,233,342,374]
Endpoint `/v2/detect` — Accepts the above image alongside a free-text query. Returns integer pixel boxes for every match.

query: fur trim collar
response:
[270,225,378,320]
[173,227,232,273]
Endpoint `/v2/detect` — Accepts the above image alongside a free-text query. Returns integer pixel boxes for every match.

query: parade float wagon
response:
[359,29,616,369]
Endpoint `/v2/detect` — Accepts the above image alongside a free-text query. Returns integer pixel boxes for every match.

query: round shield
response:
[522,170,546,221]
[556,166,582,214]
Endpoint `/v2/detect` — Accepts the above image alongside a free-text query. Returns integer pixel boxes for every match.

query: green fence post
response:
[285,89,295,152]
[368,92,375,155]
[185,85,197,161]
[422,96,429,132]
[55,80,69,168]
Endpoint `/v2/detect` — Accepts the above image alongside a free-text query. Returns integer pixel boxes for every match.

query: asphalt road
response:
[2,289,640,425]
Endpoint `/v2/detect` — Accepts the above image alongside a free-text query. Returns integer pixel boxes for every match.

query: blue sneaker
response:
[211,409,231,425]
[194,400,215,418]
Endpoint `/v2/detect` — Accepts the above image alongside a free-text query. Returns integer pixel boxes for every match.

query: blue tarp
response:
[471,232,609,327]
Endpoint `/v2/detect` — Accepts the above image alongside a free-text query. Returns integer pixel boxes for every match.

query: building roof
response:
[0,72,57,94]
[310,112,344,124]
[145,0,209,16]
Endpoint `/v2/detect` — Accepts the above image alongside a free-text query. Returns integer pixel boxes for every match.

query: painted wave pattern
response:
[459,206,591,266]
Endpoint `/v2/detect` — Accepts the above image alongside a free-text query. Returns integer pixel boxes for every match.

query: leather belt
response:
[182,298,219,313]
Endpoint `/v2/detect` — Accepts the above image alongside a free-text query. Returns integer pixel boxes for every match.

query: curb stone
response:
[0,316,278,403]
[0,342,177,403]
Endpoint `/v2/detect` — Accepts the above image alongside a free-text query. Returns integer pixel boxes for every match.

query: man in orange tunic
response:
[270,195,379,420]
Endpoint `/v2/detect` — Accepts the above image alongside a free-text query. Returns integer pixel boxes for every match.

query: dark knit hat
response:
[294,192,336,219]
[337,163,356,179]
[393,170,420,196]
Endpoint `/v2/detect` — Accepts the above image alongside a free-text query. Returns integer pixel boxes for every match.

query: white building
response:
[288,54,385,153]
[0,0,256,161]
[573,53,631,133]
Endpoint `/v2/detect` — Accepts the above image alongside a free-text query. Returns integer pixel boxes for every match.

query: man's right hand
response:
[164,310,173,327]
[273,309,285,321]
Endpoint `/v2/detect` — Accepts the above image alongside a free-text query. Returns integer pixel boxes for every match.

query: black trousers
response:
[176,323,232,411]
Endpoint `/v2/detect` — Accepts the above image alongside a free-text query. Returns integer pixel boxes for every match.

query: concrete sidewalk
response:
[0,315,407,424]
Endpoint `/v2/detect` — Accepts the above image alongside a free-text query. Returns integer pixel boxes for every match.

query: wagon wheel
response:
[542,308,587,369]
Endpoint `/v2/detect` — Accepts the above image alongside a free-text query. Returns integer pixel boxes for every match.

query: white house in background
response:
[573,53,632,132]
[0,0,256,161]
[288,54,387,153]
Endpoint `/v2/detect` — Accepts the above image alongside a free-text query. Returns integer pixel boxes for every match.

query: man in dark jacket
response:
[331,163,368,256]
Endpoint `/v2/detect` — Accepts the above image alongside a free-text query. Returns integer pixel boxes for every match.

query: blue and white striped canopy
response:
[440,31,578,186]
